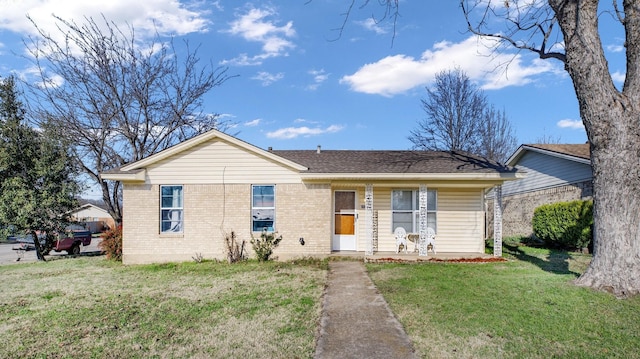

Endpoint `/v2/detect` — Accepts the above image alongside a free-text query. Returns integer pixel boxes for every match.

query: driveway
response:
[0,237,104,265]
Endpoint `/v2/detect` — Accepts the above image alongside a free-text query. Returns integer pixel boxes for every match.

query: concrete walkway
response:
[314,261,416,359]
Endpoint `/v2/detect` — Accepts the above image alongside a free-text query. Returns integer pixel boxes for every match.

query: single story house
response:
[102,129,522,264]
[69,203,116,233]
[487,143,592,238]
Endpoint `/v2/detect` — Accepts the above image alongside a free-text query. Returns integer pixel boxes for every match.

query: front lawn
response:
[2,243,639,359]
[0,258,327,358]
[367,242,640,358]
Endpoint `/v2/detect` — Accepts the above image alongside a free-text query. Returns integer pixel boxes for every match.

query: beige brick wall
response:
[122,183,331,264]
[269,183,332,260]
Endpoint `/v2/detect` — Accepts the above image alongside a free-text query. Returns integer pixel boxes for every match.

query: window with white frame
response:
[160,185,183,233]
[391,189,437,233]
[252,185,275,232]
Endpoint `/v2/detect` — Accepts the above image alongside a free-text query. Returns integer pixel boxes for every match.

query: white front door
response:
[333,191,357,251]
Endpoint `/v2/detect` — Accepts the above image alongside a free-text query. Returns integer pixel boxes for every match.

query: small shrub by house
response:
[532,200,593,250]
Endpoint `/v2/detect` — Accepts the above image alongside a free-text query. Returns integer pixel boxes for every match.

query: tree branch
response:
[461,0,566,63]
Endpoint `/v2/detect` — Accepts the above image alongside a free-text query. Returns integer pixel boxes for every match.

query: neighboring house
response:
[70,203,116,233]
[101,129,521,264]
[488,143,592,238]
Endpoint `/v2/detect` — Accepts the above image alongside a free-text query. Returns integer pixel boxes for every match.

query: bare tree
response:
[22,15,233,224]
[534,128,563,144]
[461,0,640,297]
[478,106,518,162]
[409,68,516,162]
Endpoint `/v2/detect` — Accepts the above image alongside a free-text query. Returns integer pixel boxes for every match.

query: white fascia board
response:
[100,169,146,182]
[299,172,524,182]
[507,145,591,166]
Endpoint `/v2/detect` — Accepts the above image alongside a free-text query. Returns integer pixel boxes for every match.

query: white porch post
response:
[418,184,428,256]
[365,184,374,256]
[493,185,503,257]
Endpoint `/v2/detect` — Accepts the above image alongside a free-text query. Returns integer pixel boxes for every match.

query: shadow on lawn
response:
[503,242,580,277]
[47,250,105,262]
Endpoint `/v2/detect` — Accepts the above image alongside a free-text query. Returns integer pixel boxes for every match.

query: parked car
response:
[12,230,92,255]
[47,230,92,255]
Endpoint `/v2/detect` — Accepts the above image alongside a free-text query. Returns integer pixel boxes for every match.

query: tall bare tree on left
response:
[0,75,81,261]
[23,15,233,225]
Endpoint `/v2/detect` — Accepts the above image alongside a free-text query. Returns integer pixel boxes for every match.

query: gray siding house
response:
[488,143,592,238]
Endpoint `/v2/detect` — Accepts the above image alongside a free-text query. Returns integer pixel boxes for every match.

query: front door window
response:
[334,191,356,235]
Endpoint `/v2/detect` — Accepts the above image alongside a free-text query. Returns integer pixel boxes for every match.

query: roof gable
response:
[121,129,307,172]
[506,143,591,166]
[70,203,112,218]
[102,130,308,181]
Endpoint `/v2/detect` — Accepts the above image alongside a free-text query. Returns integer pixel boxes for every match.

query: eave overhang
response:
[299,172,524,183]
[100,169,146,182]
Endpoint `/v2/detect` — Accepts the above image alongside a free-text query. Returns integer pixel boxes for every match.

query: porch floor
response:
[330,251,499,263]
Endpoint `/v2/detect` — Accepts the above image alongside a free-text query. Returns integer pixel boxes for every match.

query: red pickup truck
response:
[12,230,92,256]
[51,230,92,255]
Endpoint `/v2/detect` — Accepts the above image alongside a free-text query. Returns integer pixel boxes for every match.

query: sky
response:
[0,0,625,157]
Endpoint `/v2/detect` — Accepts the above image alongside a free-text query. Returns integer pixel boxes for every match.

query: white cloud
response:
[245,118,261,127]
[607,43,624,53]
[294,118,319,124]
[0,0,210,38]
[223,6,295,66]
[266,125,344,139]
[356,18,388,35]
[340,35,561,97]
[557,119,584,129]
[17,65,65,88]
[611,71,625,84]
[251,71,284,86]
[307,69,329,90]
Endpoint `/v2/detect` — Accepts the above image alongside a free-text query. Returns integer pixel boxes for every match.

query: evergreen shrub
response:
[532,200,593,250]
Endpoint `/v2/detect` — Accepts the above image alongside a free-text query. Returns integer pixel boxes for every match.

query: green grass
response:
[0,257,327,358]
[3,243,640,359]
[367,241,640,358]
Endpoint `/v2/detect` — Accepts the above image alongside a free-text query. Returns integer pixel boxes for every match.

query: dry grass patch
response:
[0,257,327,358]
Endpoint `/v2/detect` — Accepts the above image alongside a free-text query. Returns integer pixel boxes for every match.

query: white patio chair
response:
[394,227,408,254]
[426,227,436,254]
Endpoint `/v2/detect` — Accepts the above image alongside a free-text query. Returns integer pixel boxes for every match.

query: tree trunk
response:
[575,137,640,297]
[100,179,123,226]
[30,230,47,262]
[550,0,640,297]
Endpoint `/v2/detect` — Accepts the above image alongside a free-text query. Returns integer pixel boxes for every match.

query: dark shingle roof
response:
[525,143,591,161]
[271,150,515,174]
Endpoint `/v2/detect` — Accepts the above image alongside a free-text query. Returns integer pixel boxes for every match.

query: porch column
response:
[493,185,503,257]
[365,184,374,256]
[418,184,428,256]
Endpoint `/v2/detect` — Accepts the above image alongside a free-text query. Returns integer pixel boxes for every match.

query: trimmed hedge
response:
[532,199,593,250]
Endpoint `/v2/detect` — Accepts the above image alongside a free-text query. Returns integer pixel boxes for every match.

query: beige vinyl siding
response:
[145,139,302,184]
[370,188,394,252]
[352,187,395,252]
[436,189,485,252]
[354,186,485,253]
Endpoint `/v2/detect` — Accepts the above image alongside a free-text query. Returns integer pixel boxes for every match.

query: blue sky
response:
[1,0,623,154]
